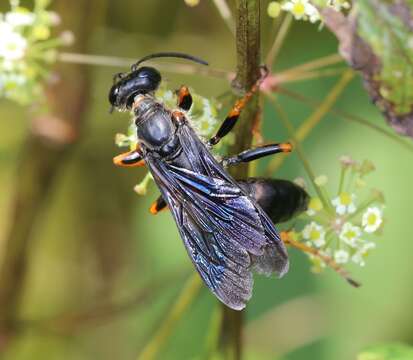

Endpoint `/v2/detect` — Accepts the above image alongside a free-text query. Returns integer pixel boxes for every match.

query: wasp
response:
[109,52,308,310]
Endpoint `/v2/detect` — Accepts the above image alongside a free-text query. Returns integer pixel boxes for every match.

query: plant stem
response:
[212,0,236,36]
[265,70,354,175]
[265,93,333,214]
[265,14,293,68]
[282,235,360,287]
[137,274,202,360]
[58,52,233,80]
[218,1,261,359]
[277,86,413,153]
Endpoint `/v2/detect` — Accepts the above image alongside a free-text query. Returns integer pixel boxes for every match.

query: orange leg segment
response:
[113,149,145,167]
[149,196,168,215]
[176,85,192,111]
[209,68,268,147]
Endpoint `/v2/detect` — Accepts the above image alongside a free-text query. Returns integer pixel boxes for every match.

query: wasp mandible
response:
[109,52,308,310]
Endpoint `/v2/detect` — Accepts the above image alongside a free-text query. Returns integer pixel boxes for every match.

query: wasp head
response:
[108,52,208,112]
[109,66,161,111]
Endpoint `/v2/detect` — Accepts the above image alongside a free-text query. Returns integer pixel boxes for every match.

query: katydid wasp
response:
[109,52,308,310]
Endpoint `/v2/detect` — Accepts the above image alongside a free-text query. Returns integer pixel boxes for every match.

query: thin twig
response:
[137,274,202,360]
[270,67,347,85]
[275,53,343,77]
[265,92,333,214]
[266,70,354,174]
[281,233,360,287]
[211,0,236,36]
[58,52,233,80]
[277,86,413,154]
[265,14,293,68]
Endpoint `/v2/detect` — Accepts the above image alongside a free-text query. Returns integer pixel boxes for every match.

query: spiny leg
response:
[208,66,268,147]
[113,149,145,167]
[149,195,168,215]
[222,142,292,167]
[176,85,193,111]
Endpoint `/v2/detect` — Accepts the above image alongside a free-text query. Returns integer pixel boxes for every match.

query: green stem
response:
[211,0,236,36]
[265,92,334,215]
[58,52,232,79]
[265,14,293,68]
[337,167,347,195]
[276,87,413,154]
[266,71,354,175]
[137,274,202,360]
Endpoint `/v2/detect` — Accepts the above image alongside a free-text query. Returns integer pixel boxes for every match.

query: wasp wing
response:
[145,124,288,310]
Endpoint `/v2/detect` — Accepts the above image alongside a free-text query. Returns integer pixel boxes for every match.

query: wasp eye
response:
[108,85,120,106]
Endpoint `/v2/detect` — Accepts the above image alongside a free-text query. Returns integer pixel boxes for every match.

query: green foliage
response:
[357,0,413,114]
[358,343,413,360]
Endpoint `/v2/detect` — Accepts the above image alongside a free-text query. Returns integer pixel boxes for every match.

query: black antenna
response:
[133,52,209,68]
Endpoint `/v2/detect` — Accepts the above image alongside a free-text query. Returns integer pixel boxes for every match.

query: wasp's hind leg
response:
[223,143,292,167]
[113,149,145,167]
[208,67,268,147]
[176,85,193,111]
[149,195,168,215]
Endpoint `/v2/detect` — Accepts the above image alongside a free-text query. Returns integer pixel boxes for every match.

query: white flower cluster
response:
[0,0,72,105]
[267,0,351,23]
[292,156,384,272]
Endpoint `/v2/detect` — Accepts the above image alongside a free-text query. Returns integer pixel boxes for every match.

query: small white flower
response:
[334,249,349,264]
[306,3,320,23]
[282,0,320,22]
[351,252,365,266]
[339,222,361,247]
[0,22,27,61]
[306,197,323,216]
[362,207,383,233]
[332,192,356,215]
[302,221,326,247]
[5,11,35,27]
[191,99,217,137]
[351,242,375,266]
[327,0,351,12]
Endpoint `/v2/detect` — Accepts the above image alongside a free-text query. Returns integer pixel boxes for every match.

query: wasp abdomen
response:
[238,178,309,224]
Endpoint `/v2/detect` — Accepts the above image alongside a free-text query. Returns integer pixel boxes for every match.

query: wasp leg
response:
[223,143,292,167]
[149,195,168,215]
[208,67,268,147]
[113,149,145,167]
[176,85,193,111]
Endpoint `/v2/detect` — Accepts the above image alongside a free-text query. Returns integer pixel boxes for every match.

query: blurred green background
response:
[1,1,413,359]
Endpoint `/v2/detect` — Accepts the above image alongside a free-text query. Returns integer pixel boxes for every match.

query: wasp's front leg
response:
[113,148,145,167]
[176,85,193,111]
[149,195,168,215]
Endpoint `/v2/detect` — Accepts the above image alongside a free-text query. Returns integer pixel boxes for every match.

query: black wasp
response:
[109,52,308,310]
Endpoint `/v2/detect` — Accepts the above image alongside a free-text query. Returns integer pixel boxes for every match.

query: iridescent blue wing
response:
[144,123,288,310]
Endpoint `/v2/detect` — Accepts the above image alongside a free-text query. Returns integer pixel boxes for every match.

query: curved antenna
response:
[133,52,209,69]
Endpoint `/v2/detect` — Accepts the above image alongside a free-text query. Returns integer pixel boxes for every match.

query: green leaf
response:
[358,343,413,360]
[357,0,413,115]
[322,2,413,137]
